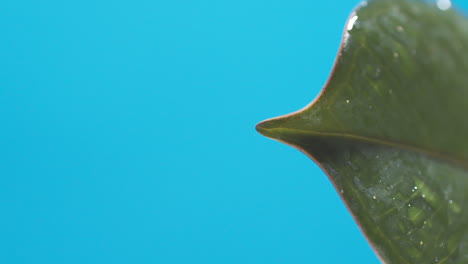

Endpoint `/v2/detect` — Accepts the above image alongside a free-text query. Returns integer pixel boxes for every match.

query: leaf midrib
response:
[263,127,468,170]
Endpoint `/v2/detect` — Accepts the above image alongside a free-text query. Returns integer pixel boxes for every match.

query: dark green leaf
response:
[256,0,468,263]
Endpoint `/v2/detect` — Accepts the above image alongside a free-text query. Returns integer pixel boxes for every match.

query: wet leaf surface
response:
[257,0,468,263]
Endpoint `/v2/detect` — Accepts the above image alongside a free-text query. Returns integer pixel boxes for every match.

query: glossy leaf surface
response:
[256,0,468,263]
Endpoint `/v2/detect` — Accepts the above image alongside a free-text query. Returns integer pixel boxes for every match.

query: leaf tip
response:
[255,119,275,139]
[255,116,287,141]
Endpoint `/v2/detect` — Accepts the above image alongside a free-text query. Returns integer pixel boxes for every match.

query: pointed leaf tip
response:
[256,116,303,145]
[255,116,292,142]
[255,119,277,139]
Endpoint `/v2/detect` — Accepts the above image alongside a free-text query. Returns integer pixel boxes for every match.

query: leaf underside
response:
[257,0,468,263]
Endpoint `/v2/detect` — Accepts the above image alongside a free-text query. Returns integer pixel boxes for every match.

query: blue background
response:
[2,0,466,263]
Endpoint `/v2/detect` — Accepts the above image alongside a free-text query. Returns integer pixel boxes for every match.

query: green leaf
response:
[256,0,468,263]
